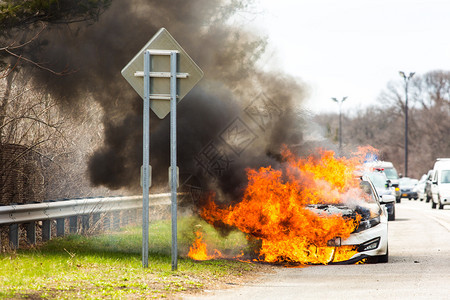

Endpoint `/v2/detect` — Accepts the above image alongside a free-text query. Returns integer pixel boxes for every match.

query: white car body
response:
[431,158,450,209]
[364,171,396,221]
[413,174,427,201]
[313,175,389,264]
[364,161,401,203]
[342,215,388,260]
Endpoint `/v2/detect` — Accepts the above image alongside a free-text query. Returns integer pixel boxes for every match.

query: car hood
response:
[400,186,415,190]
[307,204,372,222]
[377,188,393,195]
[306,203,382,234]
[375,188,395,200]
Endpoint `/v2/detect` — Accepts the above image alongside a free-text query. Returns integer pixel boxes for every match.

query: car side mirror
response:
[380,194,395,203]
[385,180,392,188]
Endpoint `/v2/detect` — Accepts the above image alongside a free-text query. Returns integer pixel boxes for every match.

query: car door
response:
[425,170,434,200]
[431,170,439,204]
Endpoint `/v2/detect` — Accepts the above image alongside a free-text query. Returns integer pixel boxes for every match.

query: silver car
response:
[364,171,396,221]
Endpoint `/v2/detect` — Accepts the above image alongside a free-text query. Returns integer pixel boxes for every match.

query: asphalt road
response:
[184,200,450,300]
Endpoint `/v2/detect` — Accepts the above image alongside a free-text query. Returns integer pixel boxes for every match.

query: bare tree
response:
[0,69,67,203]
[1,0,112,77]
[315,70,450,179]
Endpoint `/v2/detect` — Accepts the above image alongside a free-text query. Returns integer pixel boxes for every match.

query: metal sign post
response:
[121,28,203,270]
[170,51,178,270]
[142,50,151,268]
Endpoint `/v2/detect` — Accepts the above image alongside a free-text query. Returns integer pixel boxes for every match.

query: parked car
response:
[413,174,427,201]
[430,158,450,209]
[306,175,389,264]
[399,177,419,200]
[424,170,434,203]
[365,161,401,203]
[364,171,396,221]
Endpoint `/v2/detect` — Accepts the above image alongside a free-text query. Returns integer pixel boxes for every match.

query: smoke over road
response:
[11,0,308,203]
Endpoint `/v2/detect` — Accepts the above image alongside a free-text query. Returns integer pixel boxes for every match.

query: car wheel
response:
[388,205,395,221]
[431,200,437,209]
[388,211,395,221]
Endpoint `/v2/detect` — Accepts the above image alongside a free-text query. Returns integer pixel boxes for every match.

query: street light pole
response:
[331,96,348,154]
[399,71,415,177]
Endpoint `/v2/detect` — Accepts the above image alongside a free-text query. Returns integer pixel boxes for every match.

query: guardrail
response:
[0,194,172,250]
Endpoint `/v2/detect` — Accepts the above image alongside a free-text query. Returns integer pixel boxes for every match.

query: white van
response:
[430,158,450,209]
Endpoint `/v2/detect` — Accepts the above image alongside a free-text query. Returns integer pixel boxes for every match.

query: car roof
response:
[364,161,395,168]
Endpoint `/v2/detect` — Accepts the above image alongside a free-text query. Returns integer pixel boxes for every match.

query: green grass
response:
[0,216,264,299]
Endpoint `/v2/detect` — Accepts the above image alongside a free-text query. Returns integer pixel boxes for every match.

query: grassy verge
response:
[0,217,270,299]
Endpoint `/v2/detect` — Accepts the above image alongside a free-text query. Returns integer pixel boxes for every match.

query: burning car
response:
[305,176,389,264]
[196,148,390,265]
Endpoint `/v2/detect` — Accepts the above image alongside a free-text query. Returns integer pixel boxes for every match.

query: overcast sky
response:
[242,0,450,114]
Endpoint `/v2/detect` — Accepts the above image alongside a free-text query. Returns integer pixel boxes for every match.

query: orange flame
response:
[188,230,222,260]
[198,147,376,265]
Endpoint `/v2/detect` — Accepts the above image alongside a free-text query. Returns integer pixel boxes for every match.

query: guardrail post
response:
[25,222,36,245]
[42,220,51,241]
[69,216,77,234]
[82,215,89,234]
[9,223,19,249]
[93,213,100,231]
[113,211,120,230]
[56,218,65,236]
[123,210,129,226]
[104,213,111,231]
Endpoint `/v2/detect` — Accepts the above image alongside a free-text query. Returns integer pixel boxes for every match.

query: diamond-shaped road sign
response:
[121,28,203,119]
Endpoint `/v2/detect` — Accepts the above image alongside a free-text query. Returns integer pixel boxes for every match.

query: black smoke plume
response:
[5,0,308,204]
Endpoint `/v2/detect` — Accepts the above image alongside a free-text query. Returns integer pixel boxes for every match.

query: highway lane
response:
[184,200,450,300]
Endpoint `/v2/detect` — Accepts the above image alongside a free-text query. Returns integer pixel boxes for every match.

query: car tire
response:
[388,206,395,221]
[388,212,395,221]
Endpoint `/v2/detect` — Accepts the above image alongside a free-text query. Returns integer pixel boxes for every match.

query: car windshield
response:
[360,180,378,204]
[366,173,387,190]
[419,174,427,183]
[440,170,450,184]
[399,177,418,187]
[383,168,398,180]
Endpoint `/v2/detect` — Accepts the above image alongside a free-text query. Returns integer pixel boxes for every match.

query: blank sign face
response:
[121,28,203,119]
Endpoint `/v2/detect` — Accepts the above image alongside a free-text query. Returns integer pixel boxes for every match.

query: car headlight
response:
[353,205,381,233]
[357,237,381,252]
